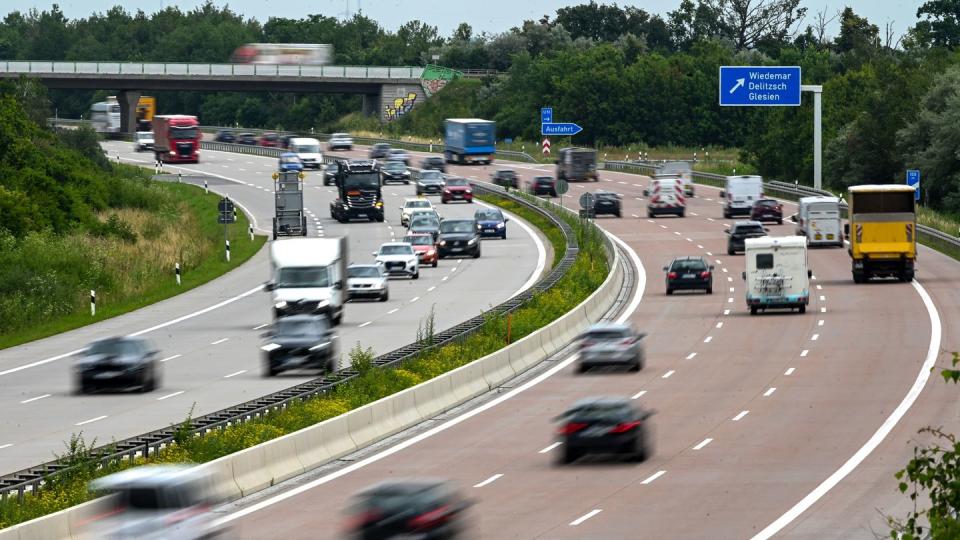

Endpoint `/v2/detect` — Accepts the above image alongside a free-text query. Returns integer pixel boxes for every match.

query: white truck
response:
[792,196,844,247]
[660,161,694,196]
[266,237,347,325]
[742,236,811,315]
[645,175,686,217]
[721,175,764,218]
[288,137,324,169]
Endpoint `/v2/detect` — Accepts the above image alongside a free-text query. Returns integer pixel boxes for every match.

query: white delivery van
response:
[646,174,686,218]
[266,237,347,324]
[289,137,324,169]
[793,196,843,247]
[742,236,811,315]
[721,175,764,218]
[660,161,694,197]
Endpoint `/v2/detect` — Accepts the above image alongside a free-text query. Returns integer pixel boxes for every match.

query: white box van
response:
[793,196,843,247]
[660,161,694,196]
[646,175,686,217]
[289,137,324,169]
[266,237,347,324]
[721,175,764,218]
[743,236,811,315]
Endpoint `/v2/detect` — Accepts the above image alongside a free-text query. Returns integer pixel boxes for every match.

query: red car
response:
[403,233,439,267]
[750,198,783,224]
[441,177,473,204]
[259,132,280,147]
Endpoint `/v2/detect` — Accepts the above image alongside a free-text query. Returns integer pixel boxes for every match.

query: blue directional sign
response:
[719,66,802,107]
[541,107,553,124]
[541,123,583,136]
[907,169,920,201]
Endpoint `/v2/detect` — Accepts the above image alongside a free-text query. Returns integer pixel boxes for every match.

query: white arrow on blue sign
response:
[907,169,920,201]
[542,123,583,136]
[719,66,802,107]
[541,107,553,124]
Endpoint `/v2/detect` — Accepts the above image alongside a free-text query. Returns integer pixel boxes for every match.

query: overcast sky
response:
[13,1,924,42]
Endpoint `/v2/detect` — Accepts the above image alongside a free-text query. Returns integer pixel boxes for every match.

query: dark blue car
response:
[278,152,303,172]
[474,208,508,239]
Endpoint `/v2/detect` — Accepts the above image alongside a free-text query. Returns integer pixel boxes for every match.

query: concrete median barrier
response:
[481,350,516,387]
[447,361,491,403]
[264,434,306,487]
[229,445,274,497]
[319,415,358,460]
[412,374,454,419]
[292,422,334,473]
[389,388,422,432]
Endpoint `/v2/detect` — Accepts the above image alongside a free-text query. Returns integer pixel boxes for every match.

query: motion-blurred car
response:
[236,132,257,145]
[416,170,446,196]
[576,323,646,373]
[553,397,654,465]
[441,177,472,204]
[726,220,769,255]
[323,161,339,186]
[528,176,557,197]
[369,143,391,159]
[134,131,154,152]
[404,233,439,268]
[750,198,784,224]
[347,264,389,302]
[490,169,519,189]
[214,129,236,143]
[408,213,442,242]
[438,219,481,259]
[374,242,420,279]
[259,132,280,147]
[280,133,298,149]
[328,132,354,151]
[88,465,226,540]
[591,191,622,217]
[73,336,161,394]
[388,148,411,165]
[382,160,411,184]
[664,256,714,295]
[421,156,446,173]
[345,479,471,539]
[261,314,337,376]
[400,198,435,227]
[474,208,508,239]
[278,152,304,172]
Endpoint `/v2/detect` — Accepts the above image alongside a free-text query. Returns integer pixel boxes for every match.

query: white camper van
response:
[646,175,686,217]
[793,196,843,247]
[721,175,764,218]
[266,237,347,324]
[743,236,811,315]
[660,161,694,197]
[289,137,324,169]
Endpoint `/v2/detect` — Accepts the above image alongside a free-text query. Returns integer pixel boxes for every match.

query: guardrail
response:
[2,61,424,79]
[0,171,587,503]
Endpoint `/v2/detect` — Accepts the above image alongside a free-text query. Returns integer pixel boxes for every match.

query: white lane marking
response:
[387,308,399,314]
[705,198,713,201]
[662,370,675,379]
[722,268,728,273]
[716,322,723,329]
[359,321,373,328]
[821,307,827,313]
[686,238,693,242]
[816,284,822,290]
[631,390,647,400]
[450,268,457,273]
[811,275,817,280]
[704,336,713,343]
[618,181,627,184]
[0,443,13,450]
[733,410,750,421]
[75,415,108,426]
[697,244,704,249]
[727,297,733,303]
[693,438,713,450]
[691,212,699,216]
[753,280,941,539]
[410,297,420,303]
[210,338,229,345]
[811,334,819,341]
[674,231,681,236]
[785,367,796,376]
[729,287,735,293]
[707,252,713,256]
[641,471,666,485]
[707,217,715,221]
[442,276,448,281]
[570,509,602,526]
[427,286,436,292]
[253,323,269,330]
[238,168,247,172]
[727,277,733,282]
[818,320,824,326]
[659,225,667,229]
[800,349,809,357]
[819,295,826,301]
[20,394,51,404]
[686,352,697,360]
[764,387,777,397]
[473,474,504,488]
[723,309,731,315]
[160,354,182,363]
[223,370,247,379]
[647,219,654,223]
[157,391,185,401]
[632,214,640,218]
[539,442,562,454]
[634,184,643,187]
[716,259,723,265]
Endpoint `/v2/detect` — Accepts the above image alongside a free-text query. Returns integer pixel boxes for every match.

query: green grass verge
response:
[0,193,608,529]
[476,193,566,269]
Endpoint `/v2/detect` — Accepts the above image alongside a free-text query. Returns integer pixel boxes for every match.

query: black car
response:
[381,160,411,184]
[726,220,769,255]
[73,336,161,394]
[369,143,391,159]
[591,191,622,217]
[280,134,297,149]
[323,161,339,186]
[236,132,257,145]
[437,219,481,259]
[554,397,654,465]
[346,479,471,539]
[416,170,446,196]
[528,176,557,197]
[214,129,236,143]
[408,214,441,242]
[664,256,714,295]
[261,314,338,377]
[421,156,446,173]
[491,169,519,189]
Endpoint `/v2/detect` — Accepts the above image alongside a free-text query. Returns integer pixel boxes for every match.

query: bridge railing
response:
[0,61,425,79]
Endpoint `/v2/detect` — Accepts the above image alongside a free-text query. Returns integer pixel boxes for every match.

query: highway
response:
[0,142,547,475]
[219,146,955,538]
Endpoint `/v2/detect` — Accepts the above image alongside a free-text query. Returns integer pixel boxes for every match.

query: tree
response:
[452,22,472,41]
[668,0,730,50]
[834,7,879,55]
[718,0,807,51]
[913,0,960,49]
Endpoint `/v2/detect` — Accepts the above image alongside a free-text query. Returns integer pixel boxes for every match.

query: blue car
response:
[278,152,304,172]
[474,208,508,239]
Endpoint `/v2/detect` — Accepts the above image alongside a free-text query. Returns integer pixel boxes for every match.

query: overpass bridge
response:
[0,61,458,130]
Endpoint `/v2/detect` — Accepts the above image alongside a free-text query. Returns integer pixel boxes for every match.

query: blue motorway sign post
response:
[907,170,920,202]
[540,107,582,137]
[719,66,801,106]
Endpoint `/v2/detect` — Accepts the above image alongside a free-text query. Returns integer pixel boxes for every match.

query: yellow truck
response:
[846,184,916,283]
[136,96,155,131]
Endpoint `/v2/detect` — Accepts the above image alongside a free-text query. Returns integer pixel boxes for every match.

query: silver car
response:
[347,264,389,301]
[328,132,353,151]
[576,323,646,373]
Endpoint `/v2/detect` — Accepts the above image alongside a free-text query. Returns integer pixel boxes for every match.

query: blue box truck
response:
[444,118,495,165]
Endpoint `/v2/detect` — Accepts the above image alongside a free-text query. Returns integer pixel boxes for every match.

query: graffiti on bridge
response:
[385,92,417,121]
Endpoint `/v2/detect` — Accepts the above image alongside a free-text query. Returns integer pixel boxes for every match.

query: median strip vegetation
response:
[0,190,610,530]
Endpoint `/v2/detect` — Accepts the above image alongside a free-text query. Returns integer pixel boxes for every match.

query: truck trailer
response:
[846,185,916,282]
[444,119,495,165]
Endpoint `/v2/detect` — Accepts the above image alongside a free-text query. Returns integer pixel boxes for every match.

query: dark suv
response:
[750,198,783,224]
[528,176,557,196]
[421,156,446,173]
[553,397,654,465]
[664,256,713,295]
[73,336,161,394]
[437,219,481,258]
[591,191,622,218]
[214,129,236,143]
[491,169,519,189]
[416,170,446,195]
[261,314,337,377]
[346,479,471,539]
[726,220,768,255]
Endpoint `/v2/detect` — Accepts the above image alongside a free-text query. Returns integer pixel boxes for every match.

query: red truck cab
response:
[153,115,200,164]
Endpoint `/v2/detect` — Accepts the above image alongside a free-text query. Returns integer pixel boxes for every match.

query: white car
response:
[400,198,435,227]
[347,264,389,302]
[289,137,324,169]
[328,132,354,151]
[373,242,419,279]
[134,131,154,152]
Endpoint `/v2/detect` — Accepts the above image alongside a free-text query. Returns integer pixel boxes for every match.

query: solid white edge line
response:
[473,473,504,488]
[570,509,602,526]
[0,444,12,450]
[474,200,546,299]
[641,470,666,485]
[752,279,942,539]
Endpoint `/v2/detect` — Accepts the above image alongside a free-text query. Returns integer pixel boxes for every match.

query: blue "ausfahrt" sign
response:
[719,66,802,107]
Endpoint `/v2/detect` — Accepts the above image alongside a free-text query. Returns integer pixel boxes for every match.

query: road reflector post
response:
[248,224,254,241]
[90,290,96,316]
[204,180,208,193]
[175,262,181,285]
[177,172,182,183]
[225,240,231,262]
[116,154,121,163]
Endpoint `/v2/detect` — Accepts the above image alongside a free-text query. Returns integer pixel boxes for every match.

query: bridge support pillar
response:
[378,84,425,123]
[361,94,378,117]
[117,90,141,135]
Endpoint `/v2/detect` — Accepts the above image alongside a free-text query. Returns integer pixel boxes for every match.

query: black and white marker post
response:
[178,171,182,183]
[90,290,96,316]
[225,240,231,262]
[248,224,254,241]
[204,180,208,194]
[175,262,181,285]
